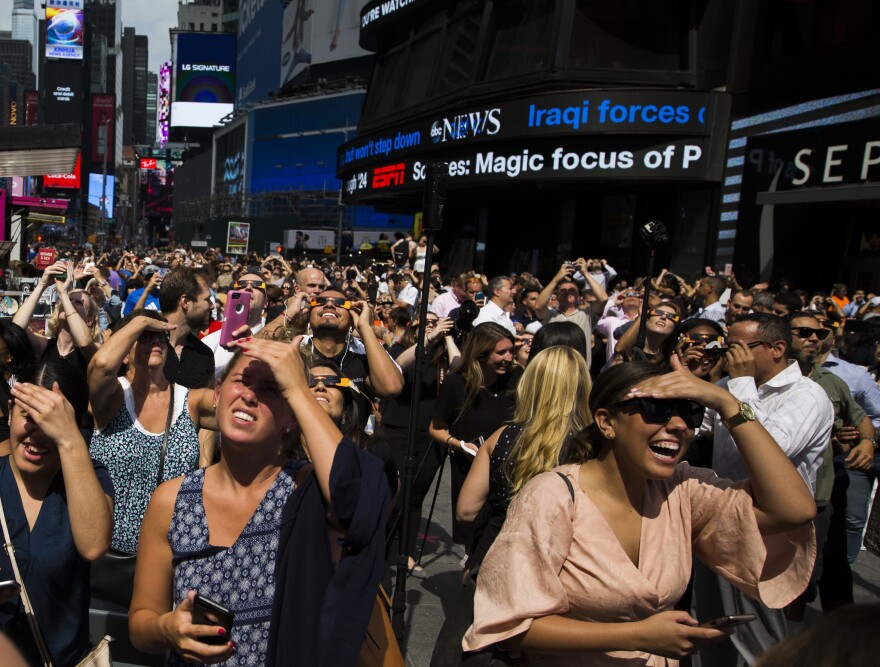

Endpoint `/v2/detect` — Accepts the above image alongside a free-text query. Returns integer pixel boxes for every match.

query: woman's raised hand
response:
[232,335,308,399]
[628,354,738,416]
[160,591,234,664]
[10,382,82,450]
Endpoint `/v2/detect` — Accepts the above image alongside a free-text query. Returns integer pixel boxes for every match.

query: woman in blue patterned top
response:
[129,336,357,665]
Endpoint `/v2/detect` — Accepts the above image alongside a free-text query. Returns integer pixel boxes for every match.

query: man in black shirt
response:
[160,267,214,389]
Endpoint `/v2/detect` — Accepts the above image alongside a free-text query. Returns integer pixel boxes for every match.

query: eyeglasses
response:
[233,280,266,291]
[610,397,705,430]
[791,326,831,340]
[648,308,680,322]
[137,331,170,344]
[308,375,352,389]
[310,296,352,310]
[744,340,773,349]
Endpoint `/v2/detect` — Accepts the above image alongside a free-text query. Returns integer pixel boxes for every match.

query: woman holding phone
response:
[130,337,390,666]
[13,260,101,378]
[464,361,817,665]
[429,323,515,547]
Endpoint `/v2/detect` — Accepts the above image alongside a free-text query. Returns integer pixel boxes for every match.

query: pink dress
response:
[463,463,815,666]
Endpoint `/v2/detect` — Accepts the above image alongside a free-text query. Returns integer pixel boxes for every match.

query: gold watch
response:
[722,402,756,430]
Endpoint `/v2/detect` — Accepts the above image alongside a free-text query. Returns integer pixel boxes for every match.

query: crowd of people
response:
[0,241,879,665]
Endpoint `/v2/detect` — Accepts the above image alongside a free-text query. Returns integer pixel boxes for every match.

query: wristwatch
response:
[722,402,757,430]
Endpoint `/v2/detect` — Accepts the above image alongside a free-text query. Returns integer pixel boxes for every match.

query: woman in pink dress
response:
[464,360,817,666]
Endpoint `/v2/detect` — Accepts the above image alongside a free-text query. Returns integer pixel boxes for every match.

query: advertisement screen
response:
[45,0,85,60]
[236,0,283,107]
[44,154,82,189]
[280,0,371,87]
[140,157,178,218]
[226,221,250,255]
[171,32,236,128]
[42,60,82,125]
[91,94,115,164]
[214,123,246,195]
[88,173,115,218]
[158,61,171,144]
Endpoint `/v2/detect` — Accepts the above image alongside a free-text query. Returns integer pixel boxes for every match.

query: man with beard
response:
[725,288,755,327]
[160,267,215,389]
[788,312,874,614]
[305,289,403,422]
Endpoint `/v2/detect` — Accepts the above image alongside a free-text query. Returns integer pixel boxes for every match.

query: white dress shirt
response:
[472,299,516,335]
[702,360,833,493]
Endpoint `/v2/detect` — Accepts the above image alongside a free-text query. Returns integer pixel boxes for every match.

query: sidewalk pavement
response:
[394,459,880,666]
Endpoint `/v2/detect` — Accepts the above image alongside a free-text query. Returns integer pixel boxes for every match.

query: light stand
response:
[391,163,446,644]
[635,221,670,351]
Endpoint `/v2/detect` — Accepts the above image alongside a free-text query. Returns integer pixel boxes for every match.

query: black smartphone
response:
[698,614,756,628]
[192,592,234,644]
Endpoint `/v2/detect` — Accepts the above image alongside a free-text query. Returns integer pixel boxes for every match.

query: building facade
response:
[122,28,149,144]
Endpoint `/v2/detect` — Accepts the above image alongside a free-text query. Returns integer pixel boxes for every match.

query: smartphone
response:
[220,290,252,349]
[158,268,170,277]
[191,592,234,644]
[475,292,484,301]
[54,259,69,283]
[698,614,756,628]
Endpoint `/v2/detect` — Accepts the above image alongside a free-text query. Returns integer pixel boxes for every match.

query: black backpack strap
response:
[555,471,576,502]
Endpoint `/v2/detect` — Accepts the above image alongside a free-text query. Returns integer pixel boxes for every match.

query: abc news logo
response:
[431,109,501,143]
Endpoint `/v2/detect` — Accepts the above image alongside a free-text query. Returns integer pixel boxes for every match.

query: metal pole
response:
[336,125,348,266]
[392,164,446,645]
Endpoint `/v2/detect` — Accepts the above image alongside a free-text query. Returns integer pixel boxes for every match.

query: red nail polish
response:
[218,627,226,636]
[230,640,236,648]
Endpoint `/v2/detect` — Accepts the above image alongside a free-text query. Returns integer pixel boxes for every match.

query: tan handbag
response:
[356,585,405,667]
[0,490,113,667]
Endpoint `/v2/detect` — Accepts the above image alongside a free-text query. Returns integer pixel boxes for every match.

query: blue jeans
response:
[845,452,880,565]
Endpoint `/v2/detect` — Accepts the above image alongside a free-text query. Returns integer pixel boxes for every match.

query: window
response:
[567,0,688,71]
[485,0,556,80]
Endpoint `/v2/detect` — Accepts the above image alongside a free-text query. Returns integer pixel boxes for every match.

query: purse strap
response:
[156,383,175,486]
[0,491,54,667]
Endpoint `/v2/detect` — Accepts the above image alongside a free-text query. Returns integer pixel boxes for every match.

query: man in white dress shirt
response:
[694,312,832,667]
[472,275,516,335]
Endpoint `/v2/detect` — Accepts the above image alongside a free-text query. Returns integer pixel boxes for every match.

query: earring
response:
[606,431,615,440]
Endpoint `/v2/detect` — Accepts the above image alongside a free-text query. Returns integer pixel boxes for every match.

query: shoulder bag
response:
[0,484,114,667]
[91,384,175,609]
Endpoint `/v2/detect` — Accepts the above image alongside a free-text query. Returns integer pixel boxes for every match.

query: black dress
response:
[432,373,514,545]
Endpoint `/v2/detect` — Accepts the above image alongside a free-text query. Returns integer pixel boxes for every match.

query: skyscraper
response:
[122,27,149,144]
[87,0,123,165]
[145,71,158,145]
[11,0,38,81]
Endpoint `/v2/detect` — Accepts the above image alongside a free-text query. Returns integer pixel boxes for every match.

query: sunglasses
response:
[308,375,352,389]
[376,301,393,306]
[744,340,773,349]
[681,334,725,346]
[610,397,705,430]
[648,308,680,322]
[622,291,641,298]
[791,326,831,340]
[233,280,266,291]
[310,296,352,310]
[137,331,170,344]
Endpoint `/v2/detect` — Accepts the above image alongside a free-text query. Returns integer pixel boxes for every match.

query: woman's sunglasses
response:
[648,308,680,322]
[681,334,725,347]
[610,397,705,430]
[308,375,352,389]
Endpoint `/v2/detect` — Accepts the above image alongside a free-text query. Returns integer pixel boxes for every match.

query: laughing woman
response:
[0,361,113,665]
[464,361,817,666]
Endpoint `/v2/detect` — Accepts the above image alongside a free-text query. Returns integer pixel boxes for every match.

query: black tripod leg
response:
[416,447,448,567]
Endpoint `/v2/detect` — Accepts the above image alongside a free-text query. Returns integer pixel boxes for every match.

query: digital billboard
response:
[88,173,115,218]
[237,0,283,107]
[44,154,81,189]
[280,0,371,87]
[91,94,115,164]
[42,59,82,125]
[45,0,85,61]
[158,61,171,144]
[171,33,236,128]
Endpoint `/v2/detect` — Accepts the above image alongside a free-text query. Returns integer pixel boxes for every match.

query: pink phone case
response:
[220,290,251,348]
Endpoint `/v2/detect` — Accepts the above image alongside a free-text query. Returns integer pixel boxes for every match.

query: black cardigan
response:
[267,436,391,666]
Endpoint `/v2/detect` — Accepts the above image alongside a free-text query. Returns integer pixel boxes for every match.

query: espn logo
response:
[372,163,405,189]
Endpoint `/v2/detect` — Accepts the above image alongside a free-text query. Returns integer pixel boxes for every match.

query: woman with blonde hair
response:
[431,345,592,666]
[13,260,101,378]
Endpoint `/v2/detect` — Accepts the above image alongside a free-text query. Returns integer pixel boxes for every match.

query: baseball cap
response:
[869,297,880,307]
[142,265,160,276]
